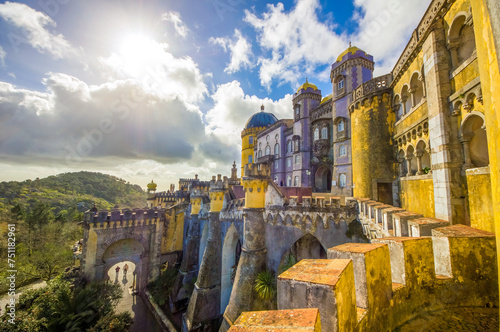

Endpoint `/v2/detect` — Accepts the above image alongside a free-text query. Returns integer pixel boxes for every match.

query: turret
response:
[241,105,278,178]
[147,180,157,208]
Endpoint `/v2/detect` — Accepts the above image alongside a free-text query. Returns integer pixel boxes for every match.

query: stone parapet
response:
[408,217,449,237]
[243,226,497,332]
[83,208,164,228]
[228,308,321,332]
[277,259,356,332]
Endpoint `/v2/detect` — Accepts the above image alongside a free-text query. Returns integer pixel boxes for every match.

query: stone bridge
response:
[80,208,166,290]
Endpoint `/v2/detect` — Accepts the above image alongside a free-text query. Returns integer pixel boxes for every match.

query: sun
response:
[117,34,163,76]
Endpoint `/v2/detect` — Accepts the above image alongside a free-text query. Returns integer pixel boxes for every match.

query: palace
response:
[80,0,500,330]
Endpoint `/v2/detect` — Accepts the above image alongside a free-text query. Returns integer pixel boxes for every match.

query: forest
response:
[0,171,147,295]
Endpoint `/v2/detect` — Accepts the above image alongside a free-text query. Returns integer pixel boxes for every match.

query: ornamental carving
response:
[313,139,330,158]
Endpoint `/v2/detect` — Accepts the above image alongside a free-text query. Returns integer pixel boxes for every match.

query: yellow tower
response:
[147,180,157,208]
[242,163,270,209]
[349,88,395,204]
[209,174,226,213]
[241,105,278,178]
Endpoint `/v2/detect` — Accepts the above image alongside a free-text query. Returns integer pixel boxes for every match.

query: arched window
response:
[339,174,346,188]
[321,127,328,139]
[338,79,344,90]
[338,119,344,132]
[448,15,476,69]
[265,145,271,156]
[294,176,299,186]
[258,150,262,158]
[287,176,292,187]
[410,73,424,107]
[339,145,347,157]
[461,114,489,168]
[274,143,279,156]
[287,158,291,167]
[249,136,253,145]
[314,128,319,141]
[275,161,278,169]
[295,155,299,164]
[394,95,403,121]
[248,155,252,163]
[287,140,292,152]
[401,85,411,114]
[266,135,270,142]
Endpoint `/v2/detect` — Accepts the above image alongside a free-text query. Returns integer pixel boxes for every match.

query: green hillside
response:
[0,172,147,294]
[0,171,147,221]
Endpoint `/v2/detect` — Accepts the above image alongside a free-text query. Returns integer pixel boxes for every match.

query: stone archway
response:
[102,238,144,289]
[315,166,332,192]
[278,233,327,274]
[221,224,241,314]
[81,209,165,291]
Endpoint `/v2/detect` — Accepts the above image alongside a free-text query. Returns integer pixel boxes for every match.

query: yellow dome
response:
[296,80,318,93]
[336,45,365,62]
[320,94,332,104]
[147,180,157,190]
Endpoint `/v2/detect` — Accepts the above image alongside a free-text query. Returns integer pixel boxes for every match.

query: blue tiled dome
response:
[245,106,278,129]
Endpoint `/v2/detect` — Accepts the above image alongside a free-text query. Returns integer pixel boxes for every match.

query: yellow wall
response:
[466,167,494,232]
[400,177,435,218]
[243,179,267,209]
[471,0,499,235]
[351,94,394,199]
[191,197,202,215]
[393,102,428,138]
[209,191,225,212]
[161,209,185,253]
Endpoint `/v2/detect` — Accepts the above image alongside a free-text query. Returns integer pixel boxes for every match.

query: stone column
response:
[409,87,416,108]
[183,212,221,332]
[401,96,408,115]
[459,133,475,169]
[447,41,459,69]
[170,212,200,313]
[423,19,466,223]
[416,150,424,175]
[183,177,226,332]
[219,164,269,332]
[406,154,413,177]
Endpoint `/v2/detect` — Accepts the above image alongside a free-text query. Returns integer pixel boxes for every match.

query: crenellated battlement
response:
[256,225,497,332]
[243,163,270,179]
[83,208,165,228]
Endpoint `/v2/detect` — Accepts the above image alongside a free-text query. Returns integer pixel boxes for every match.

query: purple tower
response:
[330,45,374,196]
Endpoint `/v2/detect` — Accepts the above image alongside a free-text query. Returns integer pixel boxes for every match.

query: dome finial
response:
[306,77,308,83]
[349,41,351,48]
[261,103,264,112]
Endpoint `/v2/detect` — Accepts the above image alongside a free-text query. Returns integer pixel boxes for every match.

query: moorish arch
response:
[315,166,332,192]
[221,223,242,314]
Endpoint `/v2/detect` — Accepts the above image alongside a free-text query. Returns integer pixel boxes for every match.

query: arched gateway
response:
[81,208,165,290]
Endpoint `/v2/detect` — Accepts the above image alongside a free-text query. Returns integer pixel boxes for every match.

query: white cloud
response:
[244,0,346,88]
[243,0,430,87]
[0,1,77,59]
[210,29,253,74]
[161,11,189,38]
[205,80,292,139]
[0,46,5,67]
[99,36,208,102]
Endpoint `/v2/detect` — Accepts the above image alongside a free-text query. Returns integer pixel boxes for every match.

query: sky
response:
[0,0,430,190]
